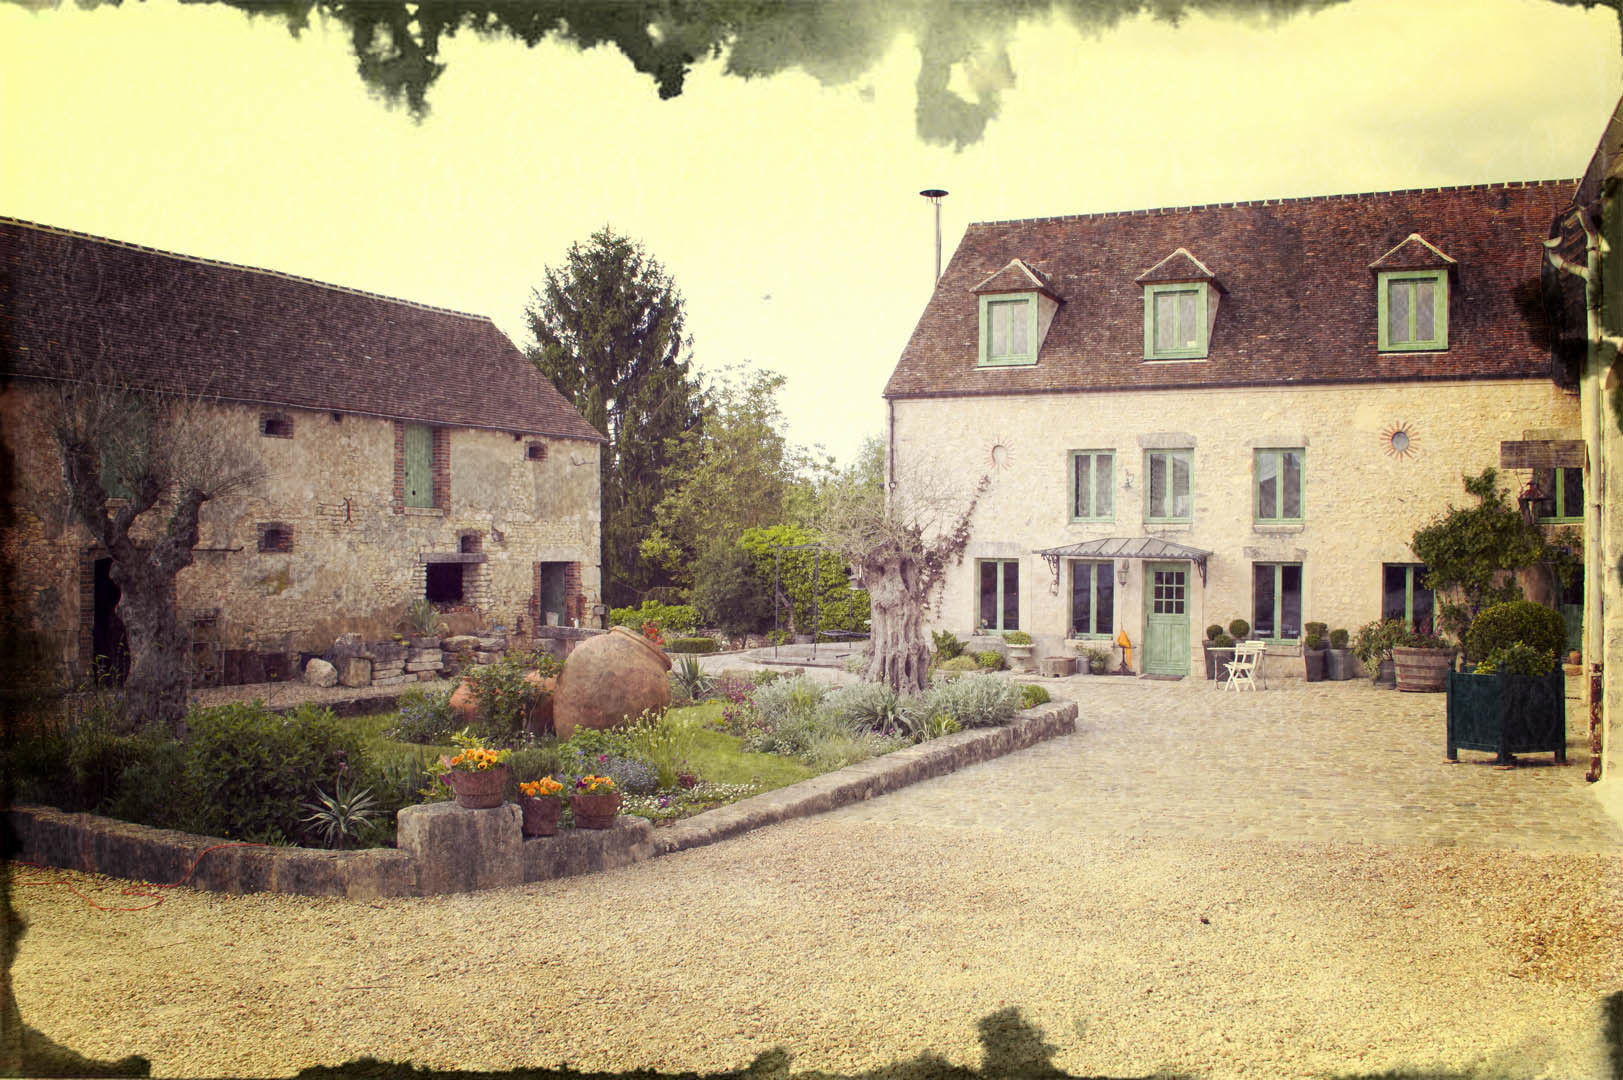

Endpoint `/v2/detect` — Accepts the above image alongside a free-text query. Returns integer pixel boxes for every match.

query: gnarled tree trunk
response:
[858,551,930,694]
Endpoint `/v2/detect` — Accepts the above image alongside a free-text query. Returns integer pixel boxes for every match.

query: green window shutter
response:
[404,424,434,508]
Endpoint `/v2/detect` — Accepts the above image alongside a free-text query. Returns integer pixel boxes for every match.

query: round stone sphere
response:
[552,626,672,740]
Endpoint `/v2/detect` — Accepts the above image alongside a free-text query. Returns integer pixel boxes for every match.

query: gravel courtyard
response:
[11,672,1621,1079]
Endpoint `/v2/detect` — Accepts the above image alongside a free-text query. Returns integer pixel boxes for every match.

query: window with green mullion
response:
[1254,448,1303,523]
[1143,283,1207,359]
[978,559,1020,631]
[1144,450,1192,523]
[1069,560,1114,637]
[1252,562,1302,640]
[1381,563,1435,635]
[1070,450,1114,522]
[1533,467,1584,523]
[1378,270,1448,351]
[978,294,1037,367]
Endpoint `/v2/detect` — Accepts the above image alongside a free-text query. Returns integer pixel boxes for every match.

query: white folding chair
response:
[1223,641,1265,691]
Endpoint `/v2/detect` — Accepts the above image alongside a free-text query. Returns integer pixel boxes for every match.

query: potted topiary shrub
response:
[1003,630,1035,673]
[1447,602,1569,763]
[1325,628,1358,680]
[1086,647,1111,676]
[1302,622,1328,682]
[1208,632,1237,684]
[1202,624,1225,679]
[1227,618,1251,642]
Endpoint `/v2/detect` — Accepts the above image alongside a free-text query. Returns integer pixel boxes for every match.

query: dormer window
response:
[1145,284,1207,359]
[1136,249,1221,361]
[980,294,1037,365]
[973,259,1060,369]
[1378,269,1448,351]
[1370,234,1455,352]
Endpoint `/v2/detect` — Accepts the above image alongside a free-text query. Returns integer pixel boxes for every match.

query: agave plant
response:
[300,777,380,850]
[672,653,714,701]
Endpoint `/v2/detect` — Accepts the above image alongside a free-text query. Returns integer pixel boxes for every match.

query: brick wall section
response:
[565,562,582,625]
[391,421,405,514]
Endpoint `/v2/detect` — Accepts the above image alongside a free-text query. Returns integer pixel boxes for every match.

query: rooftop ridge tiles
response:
[0,216,493,323]
[967,178,1579,228]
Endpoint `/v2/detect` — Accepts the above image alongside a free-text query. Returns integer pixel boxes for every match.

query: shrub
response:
[1304,632,1323,650]
[385,685,459,744]
[1227,619,1251,640]
[1205,624,1224,642]
[1211,634,1235,648]
[1003,630,1033,645]
[1018,684,1051,709]
[609,601,699,637]
[932,629,965,661]
[507,744,571,785]
[563,725,637,760]
[1329,628,1350,650]
[1473,642,1556,677]
[821,681,903,733]
[802,729,878,771]
[624,709,699,790]
[915,674,1021,729]
[669,654,714,705]
[1463,600,1568,663]
[182,701,376,845]
[975,650,1005,671]
[937,655,980,673]
[666,637,719,654]
[749,675,829,728]
[458,649,558,739]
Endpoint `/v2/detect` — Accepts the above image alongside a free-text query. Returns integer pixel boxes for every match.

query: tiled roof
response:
[885,181,1573,399]
[971,258,1058,297]
[0,218,604,442]
[1367,233,1456,271]
[1134,247,1220,286]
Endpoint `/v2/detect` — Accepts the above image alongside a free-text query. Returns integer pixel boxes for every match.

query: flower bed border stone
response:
[5,700,1077,899]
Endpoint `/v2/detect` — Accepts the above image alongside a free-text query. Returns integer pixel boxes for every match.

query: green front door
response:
[1143,562,1190,675]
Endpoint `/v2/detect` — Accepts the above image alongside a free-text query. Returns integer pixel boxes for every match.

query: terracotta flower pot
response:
[570,792,622,829]
[552,626,671,740]
[439,762,509,809]
[518,794,562,837]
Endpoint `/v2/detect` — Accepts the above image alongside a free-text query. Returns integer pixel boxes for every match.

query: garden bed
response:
[6,700,1077,897]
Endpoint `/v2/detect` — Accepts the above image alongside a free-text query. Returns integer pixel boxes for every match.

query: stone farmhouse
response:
[0,218,604,686]
[884,180,1588,681]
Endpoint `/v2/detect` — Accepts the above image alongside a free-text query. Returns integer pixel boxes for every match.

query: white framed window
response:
[1070,451,1115,522]
[1145,450,1192,523]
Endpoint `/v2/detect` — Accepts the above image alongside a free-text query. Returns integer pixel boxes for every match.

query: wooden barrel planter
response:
[1391,646,1455,692]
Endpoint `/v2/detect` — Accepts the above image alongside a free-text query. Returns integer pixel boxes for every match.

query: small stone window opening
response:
[425,563,464,603]
[257,523,293,553]
[260,414,293,439]
[526,441,547,462]
[459,531,481,554]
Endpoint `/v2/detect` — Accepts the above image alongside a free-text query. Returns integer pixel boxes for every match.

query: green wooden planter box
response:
[1445,669,1566,764]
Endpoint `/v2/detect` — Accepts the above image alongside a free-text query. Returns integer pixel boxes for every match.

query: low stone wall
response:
[5,700,1077,898]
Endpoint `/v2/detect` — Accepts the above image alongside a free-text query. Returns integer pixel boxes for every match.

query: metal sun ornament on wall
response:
[1382,422,1418,459]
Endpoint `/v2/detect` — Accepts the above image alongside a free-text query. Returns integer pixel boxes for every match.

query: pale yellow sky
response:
[2,0,1619,466]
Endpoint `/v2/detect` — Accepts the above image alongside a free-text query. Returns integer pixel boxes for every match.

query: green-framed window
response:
[1533,467,1584,523]
[1254,448,1304,523]
[978,559,1020,631]
[978,294,1038,367]
[1378,270,1448,351]
[1252,562,1302,640]
[1143,283,1208,359]
[1382,563,1435,635]
[1069,560,1114,638]
[1144,449,1192,523]
[1070,450,1115,522]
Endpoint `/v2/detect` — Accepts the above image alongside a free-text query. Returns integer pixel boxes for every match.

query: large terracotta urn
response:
[551,626,672,740]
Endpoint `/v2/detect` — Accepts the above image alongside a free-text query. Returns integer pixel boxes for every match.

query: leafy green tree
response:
[690,541,773,640]
[1410,468,1580,638]
[525,228,703,607]
[738,524,869,635]
[647,366,829,589]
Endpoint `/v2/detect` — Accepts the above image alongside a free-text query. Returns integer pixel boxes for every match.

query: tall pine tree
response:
[524,228,703,607]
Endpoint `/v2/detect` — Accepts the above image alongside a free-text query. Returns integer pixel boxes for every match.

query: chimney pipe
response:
[919,189,948,286]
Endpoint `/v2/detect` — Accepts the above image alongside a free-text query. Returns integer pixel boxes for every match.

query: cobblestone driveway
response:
[822,671,1622,852]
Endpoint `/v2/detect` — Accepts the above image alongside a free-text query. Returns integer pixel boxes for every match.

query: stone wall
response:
[0,390,602,681]
[892,378,1582,675]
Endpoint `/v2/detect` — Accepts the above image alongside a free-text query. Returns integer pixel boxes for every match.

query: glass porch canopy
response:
[1034,537,1212,586]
